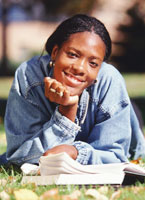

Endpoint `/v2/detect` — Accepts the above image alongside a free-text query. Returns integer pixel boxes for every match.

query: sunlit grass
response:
[0,77,13,98]
[0,74,145,98]
[123,73,145,98]
[0,123,7,154]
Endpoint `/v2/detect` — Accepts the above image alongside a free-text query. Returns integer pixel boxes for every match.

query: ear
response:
[51,45,59,60]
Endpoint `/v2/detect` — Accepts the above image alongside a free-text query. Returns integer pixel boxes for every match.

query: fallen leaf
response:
[14,189,38,200]
[0,179,7,186]
[98,186,108,194]
[130,158,141,164]
[8,176,16,183]
[40,188,59,200]
[132,186,145,194]
[62,190,81,200]
[0,191,10,200]
[110,190,122,200]
[85,189,108,200]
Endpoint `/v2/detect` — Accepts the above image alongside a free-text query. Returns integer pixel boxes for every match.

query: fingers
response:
[50,81,65,97]
[44,77,79,106]
[49,88,63,97]
[44,77,66,102]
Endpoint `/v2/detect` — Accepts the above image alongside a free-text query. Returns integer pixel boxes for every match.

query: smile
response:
[64,71,85,86]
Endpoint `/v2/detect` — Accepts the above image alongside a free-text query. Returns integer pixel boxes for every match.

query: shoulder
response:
[12,55,51,97]
[16,55,50,82]
[90,62,127,97]
[89,62,130,115]
[97,62,127,93]
[98,62,124,83]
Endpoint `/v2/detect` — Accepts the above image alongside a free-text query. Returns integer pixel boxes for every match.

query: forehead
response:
[64,31,105,49]
[62,31,106,58]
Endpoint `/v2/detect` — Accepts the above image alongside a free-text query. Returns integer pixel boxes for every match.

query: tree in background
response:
[41,0,96,18]
[0,0,96,76]
[112,2,145,73]
[0,0,10,75]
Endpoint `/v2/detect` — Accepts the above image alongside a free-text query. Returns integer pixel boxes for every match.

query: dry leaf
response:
[40,188,59,200]
[68,190,81,199]
[0,179,7,186]
[132,186,145,194]
[63,190,81,200]
[98,186,108,194]
[8,176,16,183]
[85,189,108,200]
[110,190,122,200]
[14,189,38,200]
[0,191,10,200]
[130,158,141,164]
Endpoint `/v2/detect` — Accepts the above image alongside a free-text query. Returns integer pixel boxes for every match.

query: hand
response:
[44,77,79,106]
[43,144,78,160]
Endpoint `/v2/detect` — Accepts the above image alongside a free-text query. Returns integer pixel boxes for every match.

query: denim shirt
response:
[3,55,145,165]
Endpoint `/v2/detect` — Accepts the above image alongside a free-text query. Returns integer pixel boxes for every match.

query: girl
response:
[2,14,145,166]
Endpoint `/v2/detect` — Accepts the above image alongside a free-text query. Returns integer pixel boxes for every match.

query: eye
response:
[67,51,78,58]
[90,61,99,68]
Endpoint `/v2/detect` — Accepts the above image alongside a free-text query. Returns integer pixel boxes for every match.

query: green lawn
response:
[0,74,145,98]
[0,123,7,154]
[123,73,145,98]
[0,77,13,98]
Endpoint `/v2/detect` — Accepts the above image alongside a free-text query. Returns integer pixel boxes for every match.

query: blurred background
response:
[0,0,145,153]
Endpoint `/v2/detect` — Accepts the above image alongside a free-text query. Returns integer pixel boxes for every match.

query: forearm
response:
[6,106,80,165]
[73,141,128,165]
[58,103,78,122]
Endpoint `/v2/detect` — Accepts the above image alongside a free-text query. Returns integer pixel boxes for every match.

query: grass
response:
[0,77,13,98]
[0,163,145,200]
[0,164,144,199]
[0,123,7,154]
[123,73,145,98]
[0,74,145,199]
[0,74,145,99]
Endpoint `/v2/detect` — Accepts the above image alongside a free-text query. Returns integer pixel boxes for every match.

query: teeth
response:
[67,73,81,82]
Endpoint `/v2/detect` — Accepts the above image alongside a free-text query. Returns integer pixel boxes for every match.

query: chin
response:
[68,88,83,97]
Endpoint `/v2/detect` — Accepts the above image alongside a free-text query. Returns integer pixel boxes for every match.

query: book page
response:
[123,163,145,176]
[40,152,126,175]
[22,173,125,185]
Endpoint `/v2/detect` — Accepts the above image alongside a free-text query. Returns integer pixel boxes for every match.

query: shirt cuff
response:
[53,106,81,136]
[73,141,88,165]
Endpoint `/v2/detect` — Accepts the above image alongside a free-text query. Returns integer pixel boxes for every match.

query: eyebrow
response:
[67,47,102,61]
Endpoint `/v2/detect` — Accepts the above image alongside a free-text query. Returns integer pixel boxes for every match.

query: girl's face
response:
[51,31,106,96]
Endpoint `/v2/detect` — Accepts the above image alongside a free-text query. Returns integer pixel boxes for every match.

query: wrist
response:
[58,103,78,122]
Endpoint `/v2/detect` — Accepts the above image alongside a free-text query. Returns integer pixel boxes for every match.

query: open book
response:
[21,152,145,186]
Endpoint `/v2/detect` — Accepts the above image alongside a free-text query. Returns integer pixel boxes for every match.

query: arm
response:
[73,104,131,165]
[73,63,145,164]
[5,88,80,165]
[43,77,79,158]
[5,63,80,165]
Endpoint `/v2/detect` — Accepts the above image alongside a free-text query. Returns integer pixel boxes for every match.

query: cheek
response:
[55,57,70,71]
[88,68,99,80]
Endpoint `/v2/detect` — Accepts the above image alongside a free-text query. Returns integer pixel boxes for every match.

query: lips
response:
[63,71,85,86]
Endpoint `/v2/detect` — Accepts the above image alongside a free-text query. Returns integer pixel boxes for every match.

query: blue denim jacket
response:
[3,55,145,165]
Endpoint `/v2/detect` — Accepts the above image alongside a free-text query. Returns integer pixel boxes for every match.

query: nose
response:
[71,59,87,75]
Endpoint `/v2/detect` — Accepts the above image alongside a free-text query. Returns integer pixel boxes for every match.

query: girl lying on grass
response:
[1,14,145,166]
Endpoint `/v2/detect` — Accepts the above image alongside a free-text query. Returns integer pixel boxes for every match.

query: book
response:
[21,152,145,186]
